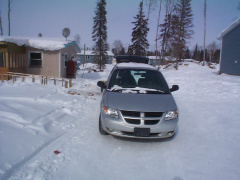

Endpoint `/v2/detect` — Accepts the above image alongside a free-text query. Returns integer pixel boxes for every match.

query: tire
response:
[99,115,108,135]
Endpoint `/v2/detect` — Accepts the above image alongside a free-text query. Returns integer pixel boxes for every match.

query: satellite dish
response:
[62,28,70,40]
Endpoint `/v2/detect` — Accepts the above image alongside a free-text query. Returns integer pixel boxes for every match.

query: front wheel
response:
[99,115,108,135]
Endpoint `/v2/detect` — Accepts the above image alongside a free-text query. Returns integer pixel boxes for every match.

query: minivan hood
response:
[103,91,177,112]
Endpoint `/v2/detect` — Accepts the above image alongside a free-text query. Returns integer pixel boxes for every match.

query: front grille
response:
[120,110,162,126]
[125,118,141,125]
[121,111,140,117]
[145,112,163,117]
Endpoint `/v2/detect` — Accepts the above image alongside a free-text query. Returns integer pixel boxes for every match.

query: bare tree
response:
[112,40,124,56]
[0,11,3,35]
[8,0,14,36]
[207,41,218,63]
[74,34,81,46]
[159,0,175,58]
[203,0,206,65]
[144,0,158,20]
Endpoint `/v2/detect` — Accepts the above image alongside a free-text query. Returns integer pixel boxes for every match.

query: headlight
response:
[165,110,178,120]
[103,106,119,118]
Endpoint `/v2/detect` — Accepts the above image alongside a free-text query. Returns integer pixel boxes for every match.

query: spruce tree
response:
[92,0,108,71]
[171,0,194,69]
[130,1,149,56]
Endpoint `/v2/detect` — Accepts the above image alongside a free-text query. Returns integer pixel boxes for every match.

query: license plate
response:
[134,128,150,137]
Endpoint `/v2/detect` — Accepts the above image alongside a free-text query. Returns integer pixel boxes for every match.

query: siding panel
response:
[220,24,240,75]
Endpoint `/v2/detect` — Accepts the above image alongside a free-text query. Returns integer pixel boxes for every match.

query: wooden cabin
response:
[0,36,80,78]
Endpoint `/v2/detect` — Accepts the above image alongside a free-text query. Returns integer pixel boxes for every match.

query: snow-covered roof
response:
[217,18,240,40]
[78,50,114,56]
[0,36,80,51]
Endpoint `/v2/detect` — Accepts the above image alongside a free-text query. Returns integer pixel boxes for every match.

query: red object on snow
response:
[54,150,61,155]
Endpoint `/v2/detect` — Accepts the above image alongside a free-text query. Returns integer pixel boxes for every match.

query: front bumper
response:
[100,110,178,139]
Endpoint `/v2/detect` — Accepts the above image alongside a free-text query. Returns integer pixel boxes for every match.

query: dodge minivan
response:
[97,55,179,138]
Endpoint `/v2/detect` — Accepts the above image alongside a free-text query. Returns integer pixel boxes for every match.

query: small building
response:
[217,18,240,75]
[147,56,160,66]
[0,36,80,78]
[77,50,114,65]
[147,56,176,66]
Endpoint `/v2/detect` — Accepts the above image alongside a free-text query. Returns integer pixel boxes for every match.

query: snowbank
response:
[0,62,240,180]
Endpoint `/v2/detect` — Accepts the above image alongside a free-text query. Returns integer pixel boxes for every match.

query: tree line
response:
[92,0,196,70]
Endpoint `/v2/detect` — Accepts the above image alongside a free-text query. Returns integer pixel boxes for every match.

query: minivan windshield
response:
[108,69,169,94]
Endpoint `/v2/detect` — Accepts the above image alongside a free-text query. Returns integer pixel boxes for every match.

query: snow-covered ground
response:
[0,61,240,180]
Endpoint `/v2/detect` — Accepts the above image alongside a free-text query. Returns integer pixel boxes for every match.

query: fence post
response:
[69,79,72,87]
[41,76,43,85]
[12,76,15,83]
[32,76,35,83]
[65,81,68,88]
[54,78,56,85]
[46,76,48,84]
[22,76,25,82]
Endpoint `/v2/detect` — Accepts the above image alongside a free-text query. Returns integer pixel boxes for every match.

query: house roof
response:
[0,36,80,51]
[77,50,114,56]
[217,18,240,40]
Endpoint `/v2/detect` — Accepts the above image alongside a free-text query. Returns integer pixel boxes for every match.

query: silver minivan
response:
[97,56,179,139]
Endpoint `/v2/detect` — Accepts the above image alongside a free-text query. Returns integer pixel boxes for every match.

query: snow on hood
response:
[0,36,75,51]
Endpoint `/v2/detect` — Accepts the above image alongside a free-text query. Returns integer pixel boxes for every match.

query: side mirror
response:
[97,81,107,89]
[170,85,179,92]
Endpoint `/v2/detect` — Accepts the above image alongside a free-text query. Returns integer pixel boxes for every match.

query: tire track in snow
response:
[1,129,73,180]
[5,93,100,180]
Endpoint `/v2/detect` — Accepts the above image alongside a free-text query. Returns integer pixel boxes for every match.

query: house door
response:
[0,53,3,67]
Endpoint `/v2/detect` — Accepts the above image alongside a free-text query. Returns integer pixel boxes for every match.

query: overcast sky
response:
[0,0,239,51]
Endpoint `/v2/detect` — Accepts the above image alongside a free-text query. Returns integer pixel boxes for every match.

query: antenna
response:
[62,28,70,41]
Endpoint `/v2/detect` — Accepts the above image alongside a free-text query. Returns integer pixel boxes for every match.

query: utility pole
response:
[0,11,3,35]
[156,0,162,66]
[203,0,206,65]
[8,0,14,36]
[82,44,86,78]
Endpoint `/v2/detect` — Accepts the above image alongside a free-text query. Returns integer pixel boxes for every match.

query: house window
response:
[64,53,68,67]
[85,56,90,60]
[29,52,42,68]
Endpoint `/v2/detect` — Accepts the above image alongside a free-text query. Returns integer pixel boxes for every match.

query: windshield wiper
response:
[110,88,123,92]
[109,88,167,94]
[146,90,168,94]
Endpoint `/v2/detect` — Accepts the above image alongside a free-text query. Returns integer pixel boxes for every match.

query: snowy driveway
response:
[1,63,240,180]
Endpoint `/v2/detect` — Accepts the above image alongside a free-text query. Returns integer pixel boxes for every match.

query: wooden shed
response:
[0,36,80,78]
[218,18,240,75]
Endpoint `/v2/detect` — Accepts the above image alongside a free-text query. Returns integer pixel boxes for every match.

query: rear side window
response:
[108,69,169,92]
